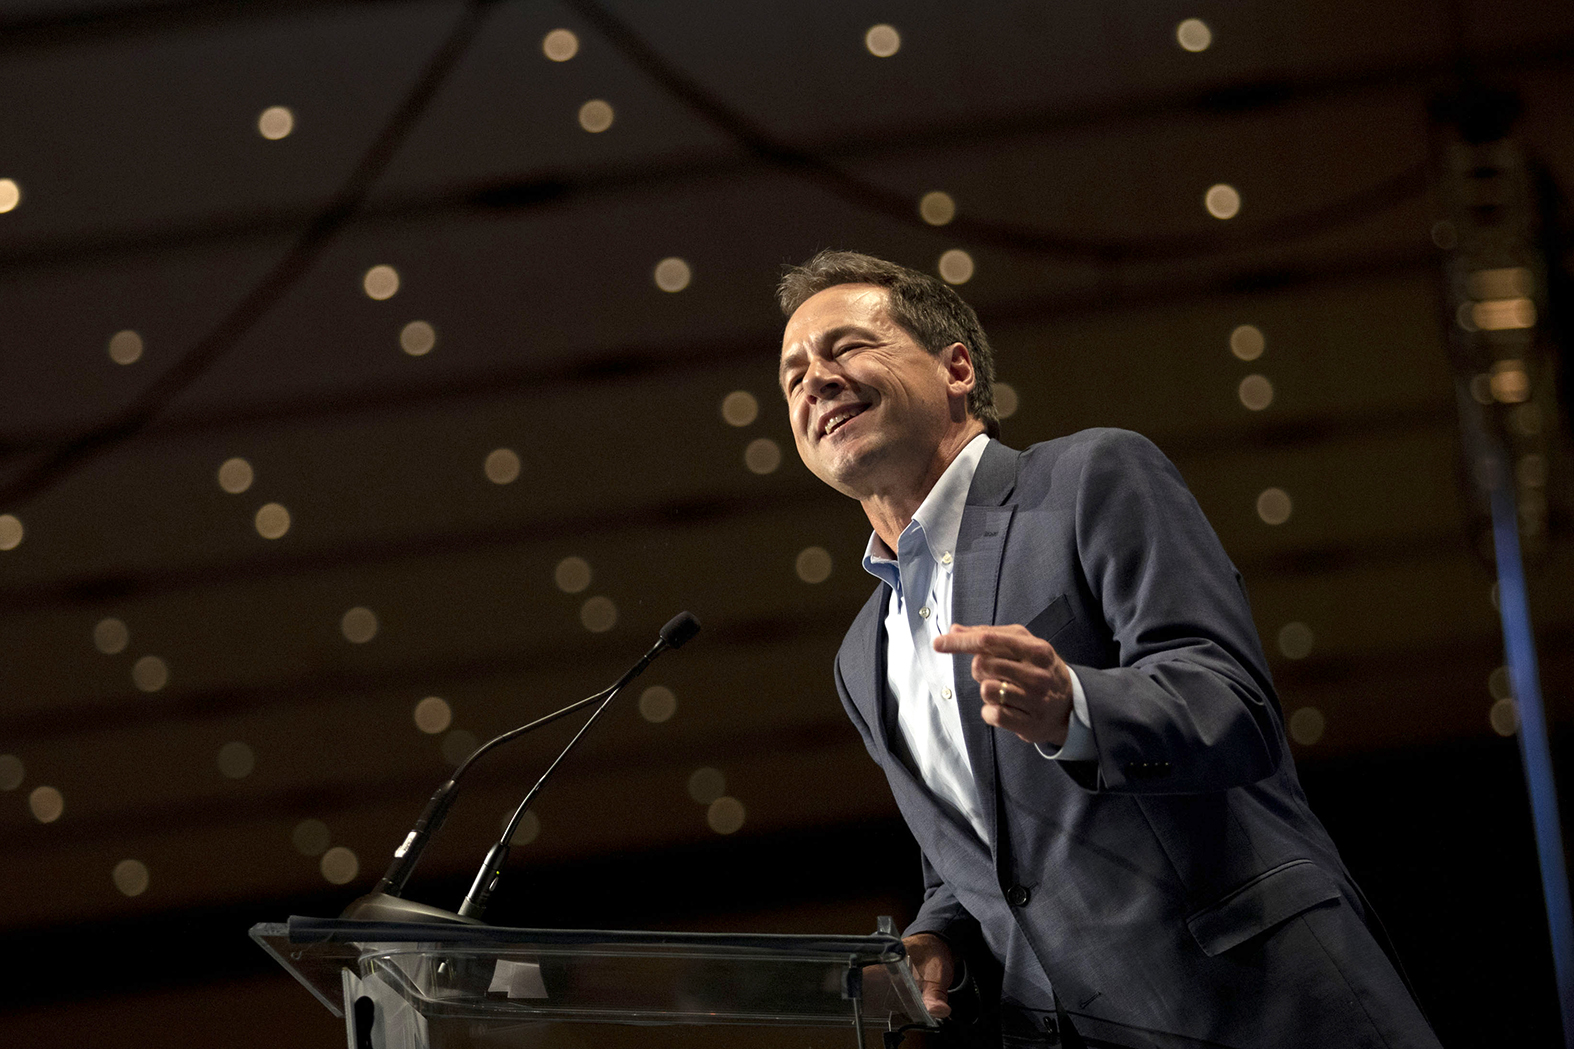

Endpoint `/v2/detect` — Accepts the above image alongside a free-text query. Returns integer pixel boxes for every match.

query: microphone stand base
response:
[339,892,483,925]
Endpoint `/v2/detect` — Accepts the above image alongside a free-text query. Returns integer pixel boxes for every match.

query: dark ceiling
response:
[1,1,1572,1046]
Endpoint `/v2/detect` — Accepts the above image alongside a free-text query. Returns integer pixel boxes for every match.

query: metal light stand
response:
[1433,85,1574,1047]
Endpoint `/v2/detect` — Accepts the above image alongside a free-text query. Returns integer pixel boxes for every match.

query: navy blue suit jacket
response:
[833,431,1438,1048]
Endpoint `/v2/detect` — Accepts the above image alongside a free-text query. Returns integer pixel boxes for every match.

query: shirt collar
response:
[862,433,991,581]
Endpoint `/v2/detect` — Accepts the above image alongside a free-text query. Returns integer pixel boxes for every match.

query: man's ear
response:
[943,342,976,396]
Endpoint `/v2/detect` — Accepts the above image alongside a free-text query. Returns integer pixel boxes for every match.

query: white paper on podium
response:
[488,959,548,999]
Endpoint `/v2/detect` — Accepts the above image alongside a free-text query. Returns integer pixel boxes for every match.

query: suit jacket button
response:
[1006,885,1030,907]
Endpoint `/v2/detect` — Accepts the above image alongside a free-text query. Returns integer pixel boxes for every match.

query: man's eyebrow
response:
[779,324,874,373]
[778,347,804,385]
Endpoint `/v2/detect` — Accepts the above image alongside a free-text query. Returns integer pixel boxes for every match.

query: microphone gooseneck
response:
[456,612,701,921]
[341,611,699,924]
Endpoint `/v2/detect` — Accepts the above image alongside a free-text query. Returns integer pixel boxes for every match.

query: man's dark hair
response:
[777,249,1000,438]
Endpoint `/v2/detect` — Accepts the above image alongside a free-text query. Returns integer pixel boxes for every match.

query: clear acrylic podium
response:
[251,916,937,1049]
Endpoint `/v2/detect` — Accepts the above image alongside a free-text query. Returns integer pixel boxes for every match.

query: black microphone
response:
[340,611,700,925]
[660,610,701,649]
[455,611,700,921]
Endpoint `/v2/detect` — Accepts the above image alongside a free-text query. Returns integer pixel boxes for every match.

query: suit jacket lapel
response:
[843,585,897,751]
[951,441,1020,856]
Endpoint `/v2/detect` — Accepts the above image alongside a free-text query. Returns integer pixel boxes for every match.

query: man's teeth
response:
[824,407,863,435]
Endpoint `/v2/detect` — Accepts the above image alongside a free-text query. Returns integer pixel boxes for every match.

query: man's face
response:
[779,283,968,501]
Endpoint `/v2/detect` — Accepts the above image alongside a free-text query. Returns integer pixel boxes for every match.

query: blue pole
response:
[1489,470,1574,1046]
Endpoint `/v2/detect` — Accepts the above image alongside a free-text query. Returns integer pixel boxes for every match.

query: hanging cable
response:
[561,0,1430,264]
[0,0,499,510]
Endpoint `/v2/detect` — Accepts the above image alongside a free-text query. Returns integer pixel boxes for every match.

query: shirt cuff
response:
[1035,666,1096,761]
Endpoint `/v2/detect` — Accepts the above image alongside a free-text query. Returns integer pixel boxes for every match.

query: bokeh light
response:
[994,382,1019,419]
[400,320,436,356]
[865,24,901,57]
[442,729,478,765]
[132,655,169,693]
[113,859,150,897]
[1488,666,1512,701]
[320,846,359,885]
[0,178,20,213]
[363,265,400,300]
[504,810,541,845]
[340,606,379,644]
[707,796,746,834]
[745,438,782,474]
[688,767,726,803]
[485,448,522,485]
[542,28,579,61]
[639,685,677,723]
[938,249,974,284]
[653,257,692,292]
[217,741,256,779]
[1490,698,1519,736]
[1238,374,1274,411]
[94,617,130,655]
[1256,487,1292,525]
[30,785,64,823]
[0,514,23,551]
[293,819,331,855]
[1288,707,1325,745]
[107,330,144,365]
[257,106,294,140]
[414,696,453,734]
[795,546,833,584]
[555,556,592,593]
[0,754,24,791]
[1230,324,1265,360]
[578,99,614,132]
[1205,184,1241,219]
[255,502,291,539]
[919,191,956,226]
[217,457,254,494]
[581,596,618,632]
[1176,18,1213,51]
[721,390,759,427]
[1277,622,1314,659]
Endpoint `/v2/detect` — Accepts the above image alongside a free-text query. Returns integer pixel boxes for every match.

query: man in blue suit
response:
[777,251,1440,1048]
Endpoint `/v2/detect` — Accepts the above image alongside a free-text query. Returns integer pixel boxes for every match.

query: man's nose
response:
[802,358,844,400]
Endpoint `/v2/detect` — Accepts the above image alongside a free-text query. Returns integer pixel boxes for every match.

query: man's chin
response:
[810,454,884,502]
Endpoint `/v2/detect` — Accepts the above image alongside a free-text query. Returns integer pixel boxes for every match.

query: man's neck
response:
[860,426,985,553]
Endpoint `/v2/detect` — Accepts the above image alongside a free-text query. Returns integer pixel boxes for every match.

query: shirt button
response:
[941,552,953,565]
[918,606,931,619]
[941,688,952,699]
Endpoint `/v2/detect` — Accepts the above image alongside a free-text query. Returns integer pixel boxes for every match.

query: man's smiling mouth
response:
[820,403,869,438]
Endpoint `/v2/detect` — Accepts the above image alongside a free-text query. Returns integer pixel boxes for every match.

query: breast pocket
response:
[1024,594,1073,642]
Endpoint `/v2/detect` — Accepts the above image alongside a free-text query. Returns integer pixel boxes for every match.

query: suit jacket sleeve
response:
[1057,430,1284,794]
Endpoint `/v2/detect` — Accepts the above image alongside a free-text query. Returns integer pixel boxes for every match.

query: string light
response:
[1205,184,1241,219]
[578,100,614,133]
[1175,18,1213,52]
[865,24,901,57]
[257,106,295,140]
[542,29,579,61]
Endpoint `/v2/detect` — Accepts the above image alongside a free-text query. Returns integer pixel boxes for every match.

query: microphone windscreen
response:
[659,611,701,649]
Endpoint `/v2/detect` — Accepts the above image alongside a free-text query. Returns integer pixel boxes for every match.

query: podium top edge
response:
[269,917,907,960]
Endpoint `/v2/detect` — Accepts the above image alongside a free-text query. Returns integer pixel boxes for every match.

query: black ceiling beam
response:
[0,243,1443,454]
[0,0,404,53]
[0,32,1569,272]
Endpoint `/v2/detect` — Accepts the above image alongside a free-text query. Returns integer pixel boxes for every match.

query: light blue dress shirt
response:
[862,434,1094,845]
